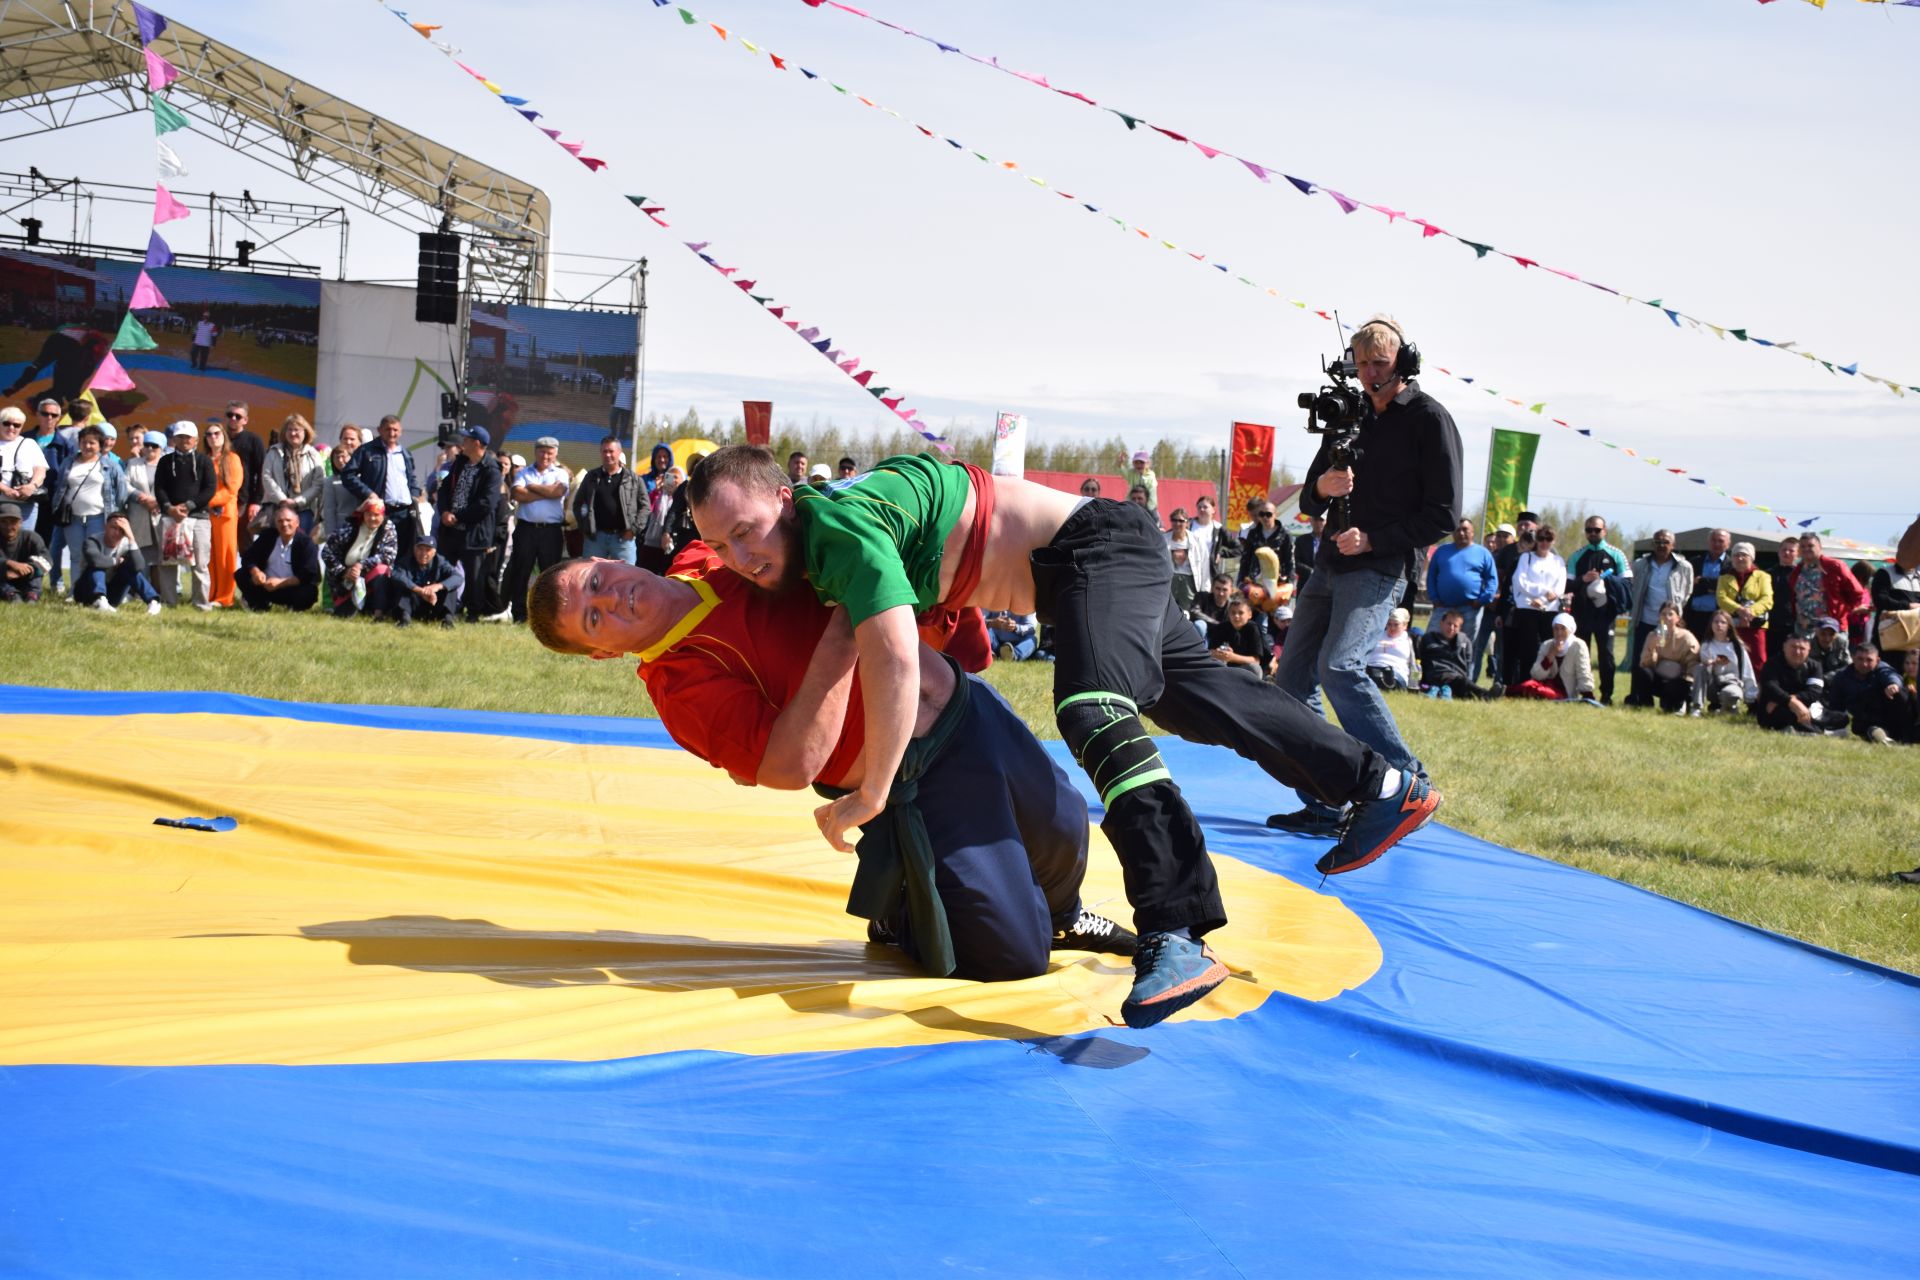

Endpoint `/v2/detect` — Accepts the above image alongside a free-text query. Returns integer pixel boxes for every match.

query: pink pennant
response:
[1365,204,1405,223]
[540,128,561,139]
[1413,219,1447,238]
[767,306,786,318]
[559,141,583,156]
[1192,141,1223,160]
[1239,159,1271,183]
[1510,255,1538,269]
[1150,126,1188,143]
[1543,266,1580,281]
[880,395,903,410]
[129,270,169,310]
[798,326,821,341]
[684,241,709,252]
[580,157,607,172]
[1324,190,1359,214]
[785,320,800,330]
[1055,89,1096,105]
[89,352,137,392]
[144,47,180,91]
[838,359,860,373]
[853,370,874,386]
[734,279,757,291]
[152,184,191,225]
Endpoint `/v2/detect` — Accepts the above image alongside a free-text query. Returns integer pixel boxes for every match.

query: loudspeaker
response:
[415,231,461,325]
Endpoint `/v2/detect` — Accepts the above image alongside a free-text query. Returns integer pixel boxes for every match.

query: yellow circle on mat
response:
[0,711,1382,1067]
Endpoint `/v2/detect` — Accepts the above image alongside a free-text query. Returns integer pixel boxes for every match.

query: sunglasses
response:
[1256,512,1275,520]
[226,412,245,420]
[37,409,59,417]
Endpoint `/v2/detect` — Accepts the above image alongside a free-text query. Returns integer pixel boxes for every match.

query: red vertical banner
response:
[1228,421,1276,518]
[743,400,772,447]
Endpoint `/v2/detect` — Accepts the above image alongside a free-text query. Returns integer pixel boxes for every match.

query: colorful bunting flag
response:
[153,183,191,224]
[156,138,187,178]
[151,95,189,135]
[144,230,175,269]
[128,271,168,310]
[87,353,137,393]
[132,2,168,46]
[143,47,180,92]
[112,312,158,352]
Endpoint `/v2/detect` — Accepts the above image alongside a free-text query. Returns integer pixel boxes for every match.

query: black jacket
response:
[342,439,421,507]
[231,428,266,508]
[154,449,215,515]
[1418,628,1473,684]
[572,466,647,536]
[240,529,321,586]
[394,551,461,591]
[1293,531,1319,591]
[1300,380,1463,578]
[1760,655,1823,706]
[436,453,501,549]
[1237,518,1295,585]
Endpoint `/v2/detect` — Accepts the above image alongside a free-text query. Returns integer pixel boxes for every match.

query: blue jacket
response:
[341,440,420,506]
[1827,661,1898,714]
[52,451,128,517]
[1426,541,1497,607]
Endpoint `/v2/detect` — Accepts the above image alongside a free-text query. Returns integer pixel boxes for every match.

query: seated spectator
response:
[1511,612,1595,702]
[1366,607,1415,691]
[983,609,1041,662]
[239,501,321,612]
[1810,617,1850,680]
[1191,571,1231,642]
[1127,483,1151,510]
[0,500,51,601]
[1206,593,1272,677]
[1078,476,1102,498]
[74,513,161,614]
[1418,609,1502,700]
[1756,634,1844,734]
[390,530,462,628]
[260,414,327,534]
[1637,602,1699,712]
[320,497,398,617]
[1690,609,1756,716]
[1827,643,1907,745]
[1715,541,1774,670]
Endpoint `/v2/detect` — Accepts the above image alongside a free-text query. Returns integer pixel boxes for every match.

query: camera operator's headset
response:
[1349,317,1421,383]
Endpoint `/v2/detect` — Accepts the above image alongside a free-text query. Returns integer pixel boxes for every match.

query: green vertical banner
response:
[1484,428,1540,532]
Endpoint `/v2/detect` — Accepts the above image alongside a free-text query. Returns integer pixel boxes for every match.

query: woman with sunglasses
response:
[202,419,245,608]
[1505,524,1567,686]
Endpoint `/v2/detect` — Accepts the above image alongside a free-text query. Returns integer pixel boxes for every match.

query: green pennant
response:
[151,95,190,135]
[1729,329,1748,342]
[1601,441,1619,449]
[973,152,989,162]
[868,386,889,399]
[626,195,648,206]
[749,294,771,305]
[1461,240,1494,258]
[679,8,696,23]
[112,311,157,352]
[1115,112,1141,130]
[1644,298,1663,308]
[1236,276,1254,286]
[1527,403,1545,414]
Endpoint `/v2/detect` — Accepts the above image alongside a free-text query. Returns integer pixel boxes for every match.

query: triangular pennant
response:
[812,338,832,352]
[853,370,874,386]
[1239,159,1270,182]
[1413,220,1447,238]
[1149,126,1188,143]
[802,68,818,79]
[112,311,158,352]
[1284,175,1315,196]
[500,95,529,106]
[1113,111,1141,130]
[88,352,137,393]
[579,158,608,171]
[798,326,821,341]
[1838,362,1858,375]
[1192,141,1222,159]
[868,386,889,398]
[129,270,169,310]
[734,279,757,291]
[1461,240,1494,258]
[770,54,787,70]
[838,359,859,373]
[750,295,772,305]
[132,2,168,46]
[1730,329,1748,342]
[517,110,541,122]
[679,8,697,23]
[880,396,903,410]
[153,183,191,224]
[143,47,180,92]
[144,230,174,269]
[767,306,786,318]
[151,95,190,135]
[710,23,728,39]
[156,138,187,178]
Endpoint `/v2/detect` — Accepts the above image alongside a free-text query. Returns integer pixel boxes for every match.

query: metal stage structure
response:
[0,0,551,301]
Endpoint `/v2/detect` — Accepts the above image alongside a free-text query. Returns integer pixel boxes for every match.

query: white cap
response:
[808,463,832,480]
[168,420,198,440]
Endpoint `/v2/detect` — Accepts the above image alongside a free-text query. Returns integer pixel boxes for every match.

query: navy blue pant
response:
[885,678,1091,983]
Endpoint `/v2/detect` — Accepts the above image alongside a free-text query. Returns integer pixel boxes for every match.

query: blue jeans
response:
[51,512,105,590]
[1275,562,1420,816]
[582,530,637,564]
[1469,603,1496,682]
[75,559,159,607]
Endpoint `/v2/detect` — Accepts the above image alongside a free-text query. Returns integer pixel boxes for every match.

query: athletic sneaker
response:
[1316,772,1441,876]
[865,917,899,947]
[1051,908,1137,956]
[1266,807,1346,836]
[145,599,163,616]
[1121,932,1229,1029]
[89,597,116,613]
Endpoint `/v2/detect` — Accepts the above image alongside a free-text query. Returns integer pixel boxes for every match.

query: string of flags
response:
[378,5,948,449]
[641,2,1811,530]
[790,0,1918,402]
[1757,1,1920,8]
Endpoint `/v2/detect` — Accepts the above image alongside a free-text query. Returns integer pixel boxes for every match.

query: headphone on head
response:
[1351,317,1421,381]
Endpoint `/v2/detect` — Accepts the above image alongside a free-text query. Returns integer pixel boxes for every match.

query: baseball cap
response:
[1815,616,1841,632]
[0,500,22,520]
[510,454,527,470]
[169,420,198,440]
[1517,510,1540,523]
[808,463,832,480]
[1495,522,1517,536]
[100,423,118,442]
[142,430,168,448]
[460,425,490,446]
[1131,449,1151,465]
[534,435,559,450]
[416,530,437,547]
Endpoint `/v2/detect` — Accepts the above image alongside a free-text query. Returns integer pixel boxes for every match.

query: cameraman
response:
[1270,316,1463,835]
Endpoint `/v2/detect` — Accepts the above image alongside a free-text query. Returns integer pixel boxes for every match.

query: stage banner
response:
[317,282,457,454]
[1484,428,1541,532]
[990,411,1027,478]
[1228,420,1276,516]
[742,400,771,447]
[0,249,317,446]
[467,303,641,474]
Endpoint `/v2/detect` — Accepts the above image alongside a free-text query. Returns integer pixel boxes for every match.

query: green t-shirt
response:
[795,452,970,625]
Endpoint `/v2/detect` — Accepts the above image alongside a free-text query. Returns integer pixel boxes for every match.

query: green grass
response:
[7,604,1917,974]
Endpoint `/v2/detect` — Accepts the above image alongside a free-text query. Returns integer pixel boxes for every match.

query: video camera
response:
[1297,351,1367,528]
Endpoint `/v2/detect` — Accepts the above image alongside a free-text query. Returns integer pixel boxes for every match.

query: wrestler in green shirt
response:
[793,452,970,626]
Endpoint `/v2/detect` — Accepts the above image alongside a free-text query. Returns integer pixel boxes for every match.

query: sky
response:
[5,0,1914,547]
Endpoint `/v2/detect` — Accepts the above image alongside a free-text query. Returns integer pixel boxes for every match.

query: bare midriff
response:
[932,475,1082,616]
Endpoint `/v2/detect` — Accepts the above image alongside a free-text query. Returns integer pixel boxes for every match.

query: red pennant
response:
[881,395,903,409]
[853,370,874,386]
[770,54,787,70]
[1150,126,1188,143]
[768,306,786,318]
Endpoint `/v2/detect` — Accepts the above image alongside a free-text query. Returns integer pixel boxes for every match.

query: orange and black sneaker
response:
[1316,773,1440,876]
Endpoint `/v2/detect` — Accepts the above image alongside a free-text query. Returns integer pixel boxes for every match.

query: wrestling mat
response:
[3,685,1916,1276]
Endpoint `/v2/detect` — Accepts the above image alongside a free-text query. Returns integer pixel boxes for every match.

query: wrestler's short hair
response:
[686,444,787,510]
[527,557,591,656]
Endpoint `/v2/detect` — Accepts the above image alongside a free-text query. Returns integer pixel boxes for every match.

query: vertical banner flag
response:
[1484,428,1541,533]
[1228,421,1276,517]
[742,400,772,447]
[990,411,1028,478]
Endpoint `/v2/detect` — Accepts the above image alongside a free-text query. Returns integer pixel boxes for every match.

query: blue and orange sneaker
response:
[1316,772,1440,876]
[1120,932,1230,1029]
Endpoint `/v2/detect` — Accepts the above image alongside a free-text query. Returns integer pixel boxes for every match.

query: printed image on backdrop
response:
[0,249,317,437]
[466,303,638,473]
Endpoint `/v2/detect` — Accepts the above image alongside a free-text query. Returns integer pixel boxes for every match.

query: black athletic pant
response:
[240,579,317,612]
[1571,611,1618,702]
[504,522,563,621]
[1031,500,1385,938]
[1505,609,1555,686]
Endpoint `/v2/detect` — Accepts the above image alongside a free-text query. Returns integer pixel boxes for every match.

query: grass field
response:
[6,602,1917,975]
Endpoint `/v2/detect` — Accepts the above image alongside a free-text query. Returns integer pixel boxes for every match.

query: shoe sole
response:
[1052,933,1139,956]
[1265,817,1345,836]
[1120,956,1230,1029]
[1318,789,1442,876]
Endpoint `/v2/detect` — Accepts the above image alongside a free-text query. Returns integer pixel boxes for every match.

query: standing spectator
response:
[641,442,675,497]
[640,464,680,572]
[1685,527,1733,639]
[1789,532,1868,640]
[189,310,217,371]
[391,530,462,628]
[435,426,501,622]
[320,497,399,617]
[1809,617,1851,680]
[0,500,50,600]
[483,450,518,622]
[659,453,703,557]
[1566,515,1630,705]
[505,436,571,620]
[1118,449,1157,513]
[1491,516,1536,686]
[786,452,809,486]
[1504,524,1567,686]
[1510,612,1594,702]
[610,365,636,434]
[154,421,213,609]
[1690,610,1756,716]
[1868,541,1920,667]
[342,415,420,562]
[238,501,320,612]
[27,399,68,553]
[1827,643,1904,745]
[984,609,1041,662]
[572,435,645,566]
[0,406,48,533]
[1078,476,1102,498]
[837,456,858,480]
[49,424,125,593]
[1186,494,1232,589]
[1471,525,1507,682]
[329,424,364,474]
[260,415,326,534]
[1756,635,1841,734]
[1366,608,1415,691]
[1294,513,1324,598]
[1636,602,1699,713]
[806,462,833,490]
[1207,593,1273,676]
[1625,530,1694,707]
[1714,541,1774,671]
[1419,609,1502,700]
[1426,515,1497,674]
[1238,499,1295,590]
[222,401,266,531]
[202,418,245,609]
[1167,531,1198,618]
[319,441,358,541]
[124,428,167,585]
[1767,536,1800,657]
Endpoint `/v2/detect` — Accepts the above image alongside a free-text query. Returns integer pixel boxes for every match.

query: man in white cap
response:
[153,420,215,608]
[505,435,571,622]
[806,461,832,490]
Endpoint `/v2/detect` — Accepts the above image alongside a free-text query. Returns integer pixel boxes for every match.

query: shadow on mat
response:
[290,915,1147,1065]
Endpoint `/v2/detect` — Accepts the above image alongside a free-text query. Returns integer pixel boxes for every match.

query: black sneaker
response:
[865,917,899,947]
[1266,807,1347,835]
[1052,908,1137,955]
[1895,869,1920,885]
